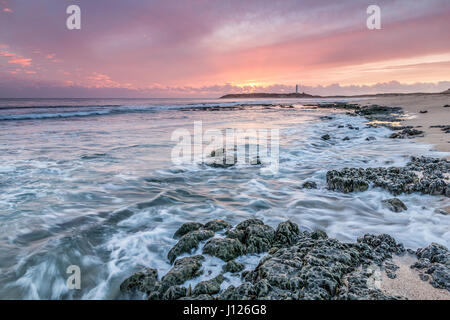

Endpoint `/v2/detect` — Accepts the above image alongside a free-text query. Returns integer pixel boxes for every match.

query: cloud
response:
[2,8,12,13]
[8,57,32,67]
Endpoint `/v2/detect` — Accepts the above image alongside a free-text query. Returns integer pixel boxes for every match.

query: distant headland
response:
[219,92,320,99]
[219,88,450,99]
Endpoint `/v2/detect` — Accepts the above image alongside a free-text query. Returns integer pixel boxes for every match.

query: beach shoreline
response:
[354,94,450,155]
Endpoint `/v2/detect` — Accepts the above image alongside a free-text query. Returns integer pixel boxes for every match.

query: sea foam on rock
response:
[326,156,449,197]
[119,219,449,300]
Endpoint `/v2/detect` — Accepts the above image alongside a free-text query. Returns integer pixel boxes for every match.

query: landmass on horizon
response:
[220,88,450,99]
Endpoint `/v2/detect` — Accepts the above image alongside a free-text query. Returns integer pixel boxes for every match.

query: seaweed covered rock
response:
[272,220,300,247]
[168,229,214,263]
[120,267,159,295]
[173,222,204,239]
[223,260,245,273]
[412,243,450,291]
[204,219,232,232]
[160,255,205,291]
[326,157,449,196]
[193,274,225,295]
[203,237,245,261]
[226,218,275,254]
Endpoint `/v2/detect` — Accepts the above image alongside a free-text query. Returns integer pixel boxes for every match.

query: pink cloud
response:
[3,8,13,13]
[8,58,32,67]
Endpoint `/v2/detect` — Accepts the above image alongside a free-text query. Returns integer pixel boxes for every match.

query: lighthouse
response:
[295,84,299,94]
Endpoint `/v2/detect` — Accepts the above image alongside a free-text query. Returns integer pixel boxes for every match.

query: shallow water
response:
[0,98,448,299]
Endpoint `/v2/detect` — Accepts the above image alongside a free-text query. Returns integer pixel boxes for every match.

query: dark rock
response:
[218,282,255,300]
[204,219,232,232]
[382,198,408,212]
[243,224,275,254]
[326,169,369,193]
[342,136,350,141]
[321,134,331,141]
[162,285,187,300]
[389,128,424,139]
[223,260,245,273]
[203,238,245,261]
[160,255,205,291]
[419,110,428,114]
[179,294,214,300]
[120,267,159,295]
[301,181,318,189]
[273,220,300,247]
[193,274,225,295]
[173,222,204,239]
[326,157,449,197]
[168,229,214,263]
[311,230,328,240]
[365,136,376,141]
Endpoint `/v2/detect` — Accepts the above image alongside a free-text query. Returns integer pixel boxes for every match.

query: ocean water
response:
[0,97,448,299]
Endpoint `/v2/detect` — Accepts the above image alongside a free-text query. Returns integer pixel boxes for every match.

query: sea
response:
[0,97,448,299]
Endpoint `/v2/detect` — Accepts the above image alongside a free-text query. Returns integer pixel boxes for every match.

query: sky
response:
[0,0,449,98]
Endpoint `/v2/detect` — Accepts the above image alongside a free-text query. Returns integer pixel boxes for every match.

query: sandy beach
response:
[355,94,450,154]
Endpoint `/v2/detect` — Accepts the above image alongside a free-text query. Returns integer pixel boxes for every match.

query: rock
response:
[120,267,159,295]
[179,294,214,300]
[321,134,331,141]
[206,147,237,168]
[365,136,376,141]
[168,229,214,263]
[311,229,328,240]
[419,110,428,114]
[173,222,204,238]
[412,243,450,290]
[243,224,275,254]
[326,157,449,197]
[357,234,405,264]
[193,274,225,295]
[160,255,205,291]
[389,128,424,139]
[342,136,350,141]
[218,282,255,300]
[223,260,245,273]
[326,170,369,193]
[161,285,187,300]
[273,220,300,247]
[204,219,232,232]
[203,237,245,261]
[444,104,450,108]
[301,181,318,189]
[382,198,408,212]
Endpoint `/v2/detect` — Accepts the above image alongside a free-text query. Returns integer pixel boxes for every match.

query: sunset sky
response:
[1,0,449,97]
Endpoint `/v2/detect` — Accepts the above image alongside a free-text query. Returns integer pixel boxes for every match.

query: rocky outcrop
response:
[412,243,450,291]
[119,219,449,300]
[326,156,449,196]
[389,128,424,139]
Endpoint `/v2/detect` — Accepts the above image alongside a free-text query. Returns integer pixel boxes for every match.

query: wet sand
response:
[355,94,450,154]
[379,254,450,300]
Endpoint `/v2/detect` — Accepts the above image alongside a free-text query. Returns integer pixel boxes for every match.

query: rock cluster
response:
[119,219,449,300]
[389,128,424,139]
[326,156,449,197]
[412,243,450,291]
